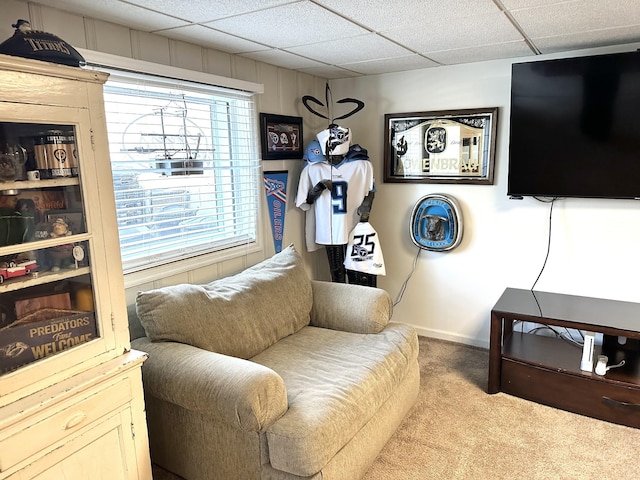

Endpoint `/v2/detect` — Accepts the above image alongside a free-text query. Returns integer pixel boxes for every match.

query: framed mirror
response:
[384,107,498,184]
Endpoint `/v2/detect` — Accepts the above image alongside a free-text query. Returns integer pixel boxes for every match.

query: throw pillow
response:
[136,244,312,359]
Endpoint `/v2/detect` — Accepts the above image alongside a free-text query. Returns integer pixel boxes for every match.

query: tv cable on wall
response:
[530,197,556,292]
[526,197,585,348]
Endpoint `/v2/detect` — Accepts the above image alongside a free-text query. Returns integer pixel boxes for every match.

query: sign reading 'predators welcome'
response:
[0,311,96,373]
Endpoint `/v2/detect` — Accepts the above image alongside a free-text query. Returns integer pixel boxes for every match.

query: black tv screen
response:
[508,50,640,199]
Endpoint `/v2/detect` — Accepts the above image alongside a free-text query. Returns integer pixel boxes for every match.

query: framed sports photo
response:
[45,209,84,234]
[259,113,303,160]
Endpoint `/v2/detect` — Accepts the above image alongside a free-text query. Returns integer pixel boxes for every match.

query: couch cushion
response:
[135,244,313,359]
[251,322,419,477]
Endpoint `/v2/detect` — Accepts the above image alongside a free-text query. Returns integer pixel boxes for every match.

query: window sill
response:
[123,241,262,288]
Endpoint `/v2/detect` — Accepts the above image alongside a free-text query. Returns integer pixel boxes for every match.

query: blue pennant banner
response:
[263,170,288,253]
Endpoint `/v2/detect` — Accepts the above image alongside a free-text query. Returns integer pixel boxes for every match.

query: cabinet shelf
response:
[0,266,90,293]
[504,331,584,373]
[0,177,79,191]
[489,288,640,428]
[504,331,640,387]
[0,233,91,258]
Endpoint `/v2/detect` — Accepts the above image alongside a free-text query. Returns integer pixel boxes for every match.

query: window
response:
[98,67,261,275]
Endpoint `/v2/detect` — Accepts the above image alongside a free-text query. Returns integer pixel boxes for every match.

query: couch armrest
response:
[309,280,393,334]
[132,338,288,432]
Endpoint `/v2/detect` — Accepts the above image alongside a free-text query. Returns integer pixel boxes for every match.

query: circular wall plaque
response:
[410,194,463,251]
[72,245,85,262]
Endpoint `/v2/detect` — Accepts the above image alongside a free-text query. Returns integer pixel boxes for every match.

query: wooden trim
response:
[0,53,108,84]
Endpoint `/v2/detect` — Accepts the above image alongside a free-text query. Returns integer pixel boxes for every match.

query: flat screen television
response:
[508,50,640,199]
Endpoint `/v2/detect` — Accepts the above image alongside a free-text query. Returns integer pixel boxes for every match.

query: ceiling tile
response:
[338,55,439,75]
[426,41,535,65]
[28,0,640,77]
[239,49,326,69]
[382,11,523,53]
[286,34,413,64]
[500,0,581,8]
[297,64,361,79]
[204,1,369,48]
[511,0,640,38]
[316,0,499,31]
[159,24,270,53]
[126,0,294,23]
[532,26,640,53]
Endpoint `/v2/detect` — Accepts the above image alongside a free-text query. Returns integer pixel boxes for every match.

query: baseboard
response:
[409,324,489,350]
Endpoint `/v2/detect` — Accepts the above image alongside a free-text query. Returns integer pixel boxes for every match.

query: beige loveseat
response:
[129,245,419,480]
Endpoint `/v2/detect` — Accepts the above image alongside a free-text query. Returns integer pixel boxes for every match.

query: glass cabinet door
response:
[0,119,101,376]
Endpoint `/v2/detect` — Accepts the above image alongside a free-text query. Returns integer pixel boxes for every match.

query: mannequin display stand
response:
[296,86,382,288]
[348,268,377,287]
[326,244,347,283]
[296,83,384,287]
[302,150,377,287]
[324,244,377,287]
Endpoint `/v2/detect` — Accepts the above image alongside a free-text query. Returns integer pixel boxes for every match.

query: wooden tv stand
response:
[488,288,640,428]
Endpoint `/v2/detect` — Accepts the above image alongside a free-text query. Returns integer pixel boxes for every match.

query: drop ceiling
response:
[32,0,640,78]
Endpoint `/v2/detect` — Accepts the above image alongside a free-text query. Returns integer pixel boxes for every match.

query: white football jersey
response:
[344,222,386,276]
[296,158,374,247]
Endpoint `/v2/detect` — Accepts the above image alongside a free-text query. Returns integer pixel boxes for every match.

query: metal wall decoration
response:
[384,107,498,184]
[259,114,303,160]
[302,83,365,125]
[410,194,463,251]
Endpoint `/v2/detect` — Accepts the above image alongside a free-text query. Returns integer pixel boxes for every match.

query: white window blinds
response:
[101,70,260,273]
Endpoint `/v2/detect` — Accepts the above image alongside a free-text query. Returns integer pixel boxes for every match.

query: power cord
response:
[529,197,583,347]
[393,247,422,307]
[531,197,557,291]
[526,324,583,348]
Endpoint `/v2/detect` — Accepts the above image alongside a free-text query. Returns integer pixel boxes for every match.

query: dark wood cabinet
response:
[488,288,640,428]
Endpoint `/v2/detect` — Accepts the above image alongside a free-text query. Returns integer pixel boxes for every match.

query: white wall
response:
[4,0,331,307]
[330,44,640,348]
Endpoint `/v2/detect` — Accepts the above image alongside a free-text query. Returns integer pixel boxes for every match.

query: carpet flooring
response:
[152,336,640,479]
